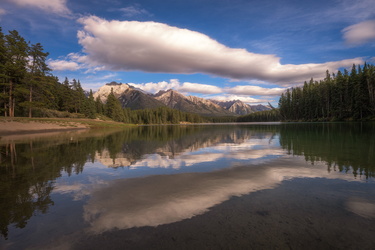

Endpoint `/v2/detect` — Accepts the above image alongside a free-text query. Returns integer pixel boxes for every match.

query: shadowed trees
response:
[278,64,375,121]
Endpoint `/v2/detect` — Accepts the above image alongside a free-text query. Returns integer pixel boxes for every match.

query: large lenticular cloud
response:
[77,16,363,85]
[342,20,375,45]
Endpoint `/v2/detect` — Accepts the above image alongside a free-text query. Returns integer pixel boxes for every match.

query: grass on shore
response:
[0,116,135,128]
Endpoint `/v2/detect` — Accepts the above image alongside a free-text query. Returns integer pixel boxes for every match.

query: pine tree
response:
[76,80,86,113]
[83,89,96,118]
[105,88,124,122]
[60,77,74,112]
[95,96,104,115]
[71,79,79,113]
[0,28,7,116]
[4,30,29,117]
[333,70,344,119]
[24,43,50,117]
[367,65,375,115]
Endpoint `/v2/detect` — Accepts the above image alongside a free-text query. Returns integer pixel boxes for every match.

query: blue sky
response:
[1,0,374,105]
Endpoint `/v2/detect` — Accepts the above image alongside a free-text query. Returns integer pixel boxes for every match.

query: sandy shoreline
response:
[0,120,89,135]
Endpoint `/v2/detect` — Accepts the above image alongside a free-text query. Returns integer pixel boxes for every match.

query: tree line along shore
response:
[279,65,375,121]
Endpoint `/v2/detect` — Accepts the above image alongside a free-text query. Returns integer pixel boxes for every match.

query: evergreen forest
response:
[278,64,375,121]
[237,109,280,122]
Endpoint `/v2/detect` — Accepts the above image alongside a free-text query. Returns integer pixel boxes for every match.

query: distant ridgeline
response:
[106,81,122,86]
[278,64,375,121]
[93,82,272,122]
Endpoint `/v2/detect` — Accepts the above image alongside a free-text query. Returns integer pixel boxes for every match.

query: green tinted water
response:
[0,123,374,249]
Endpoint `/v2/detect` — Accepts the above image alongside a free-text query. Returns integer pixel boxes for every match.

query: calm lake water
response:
[1,123,375,249]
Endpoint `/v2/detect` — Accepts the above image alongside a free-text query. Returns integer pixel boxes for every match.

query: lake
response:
[1,123,374,249]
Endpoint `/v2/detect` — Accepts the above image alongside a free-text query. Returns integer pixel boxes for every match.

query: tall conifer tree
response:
[25,43,50,117]
[4,30,29,117]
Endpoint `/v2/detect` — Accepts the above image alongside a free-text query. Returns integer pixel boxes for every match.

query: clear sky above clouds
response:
[1,0,374,105]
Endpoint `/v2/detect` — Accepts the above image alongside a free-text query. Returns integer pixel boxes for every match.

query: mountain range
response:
[93,82,271,116]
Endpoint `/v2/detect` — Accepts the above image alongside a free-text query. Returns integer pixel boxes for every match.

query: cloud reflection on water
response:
[346,197,375,219]
[83,156,363,234]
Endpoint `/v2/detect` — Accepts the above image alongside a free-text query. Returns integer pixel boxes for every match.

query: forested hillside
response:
[278,64,375,121]
[0,27,93,118]
[237,109,280,122]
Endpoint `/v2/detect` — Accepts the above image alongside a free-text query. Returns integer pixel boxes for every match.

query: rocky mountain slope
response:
[93,82,166,110]
[94,82,271,116]
[211,100,254,115]
[212,100,271,115]
[153,89,234,116]
[251,104,272,112]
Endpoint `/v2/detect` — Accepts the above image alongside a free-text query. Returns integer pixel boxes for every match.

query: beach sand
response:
[0,119,88,135]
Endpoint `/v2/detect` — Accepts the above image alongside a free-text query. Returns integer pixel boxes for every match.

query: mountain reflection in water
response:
[0,123,374,249]
[84,156,367,233]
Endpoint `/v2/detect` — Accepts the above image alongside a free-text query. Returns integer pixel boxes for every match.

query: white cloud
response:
[128,80,180,94]
[342,20,375,45]
[100,73,118,80]
[128,79,222,95]
[178,82,222,94]
[48,59,81,71]
[11,0,71,16]
[330,0,375,23]
[226,85,285,96]
[0,8,6,16]
[66,52,86,63]
[77,16,363,85]
[211,95,267,104]
[119,5,151,17]
[129,79,283,101]
[79,81,112,91]
[47,53,89,71]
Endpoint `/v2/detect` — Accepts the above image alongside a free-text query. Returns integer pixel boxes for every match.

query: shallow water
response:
[0,123,374,249]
